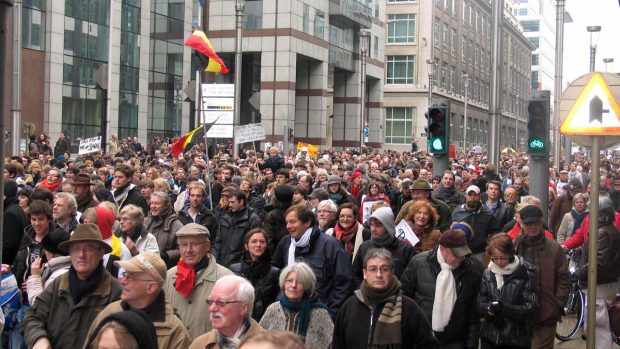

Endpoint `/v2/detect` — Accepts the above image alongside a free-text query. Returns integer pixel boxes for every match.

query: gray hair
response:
[363,248,394,268]
[55,192,77,210]
[520,195,541,207]
[215,275,255,319]
[573,192,589,206]
[317,199,337,214]
[454,176,463,187]
[278,263,316,296]
[316,169,328,178]
[150,191,170,206]
[119,204,145,226]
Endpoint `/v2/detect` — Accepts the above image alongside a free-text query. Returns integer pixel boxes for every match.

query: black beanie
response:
[84,310,158,349]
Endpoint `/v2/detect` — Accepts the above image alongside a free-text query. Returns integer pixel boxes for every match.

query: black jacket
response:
[114,184,148,216]
[13,222,59,288]
[260,155,285,173]
[333,289,439,349]
[229,253,280,321]
[263,203,290,255]
[3,197,28,265]
[477,258,539,348]
[451,204,499,254]
[214,207,262,268]
[577,222,620,285]
[352,235,415,286]
[177,204,220,243]
[273,225,355,317]
[401,247,483,349]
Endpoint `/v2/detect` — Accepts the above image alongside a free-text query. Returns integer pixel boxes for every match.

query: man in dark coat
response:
[111,164,149,215]
[213,189,262,268]
[177,182,219,243]
[401,230,483,349]
[260,146,285,173]
[334,248,438,348]
[53,132,70,159]
[70,173,98,213]
[3,180,28,265]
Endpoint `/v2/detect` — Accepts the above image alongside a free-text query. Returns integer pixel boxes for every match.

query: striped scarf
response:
[360,278,403,348]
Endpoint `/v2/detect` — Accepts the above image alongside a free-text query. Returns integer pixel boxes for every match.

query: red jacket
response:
[563,212,620,249]
[507,223,554,240]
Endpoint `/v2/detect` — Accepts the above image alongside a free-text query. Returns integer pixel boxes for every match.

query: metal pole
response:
[589,46,596,73]
[233,0,244,159]
[0,0,14,266]
[360,45,367,152]
[489,0,503,166]
[586,136,600,349]
[10,0,20,155]
[554,0,565,170]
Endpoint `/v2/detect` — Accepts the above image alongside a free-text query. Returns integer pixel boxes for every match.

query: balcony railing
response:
[329,0,372,28]
[328,44,355,72]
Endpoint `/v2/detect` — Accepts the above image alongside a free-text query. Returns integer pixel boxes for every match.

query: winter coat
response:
[333,289,439,349]
[12,223,59,287]
[114,183,148,215]
[188,319,263,349]
[229,254,280,321]
[261,155,285,173]
[54,138,70,158]
[22,268,122,349]
[177,204,220,242]
[85,294,191,349]
[514,232,569,326]
[260,301,333,349]
[352,235,415,286]
[451,204,500,254]
[164,255,234,340]
[325,223,371,264]
[144,207,183,268]
[576,223,620,285]
[477,257,539,348]
[397,197,452,233]
[549,194,574,234]
[121,225,160,255]
[214,207,262,268]
[272,225,355,317]
[433,186,466,212]
[27,255,71,306]
[401,247,483,349]
[263,204,290,255]
[3,196,28,265]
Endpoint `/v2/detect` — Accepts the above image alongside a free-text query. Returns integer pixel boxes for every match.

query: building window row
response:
[385,107,413,144]
[387,14,415,44]
[386,55,415,84]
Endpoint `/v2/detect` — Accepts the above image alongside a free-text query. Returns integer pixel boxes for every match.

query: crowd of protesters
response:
[2,132,620,349]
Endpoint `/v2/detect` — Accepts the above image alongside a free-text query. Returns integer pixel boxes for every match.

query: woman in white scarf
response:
[477,233,539,349]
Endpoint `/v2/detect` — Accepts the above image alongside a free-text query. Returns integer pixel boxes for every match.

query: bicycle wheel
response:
[556,288,585,341]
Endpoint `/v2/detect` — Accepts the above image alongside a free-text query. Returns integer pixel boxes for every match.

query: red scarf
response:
[37,179,61,192]
[334,222,358,258]
[350,184,361,201]
[175,259,195,298]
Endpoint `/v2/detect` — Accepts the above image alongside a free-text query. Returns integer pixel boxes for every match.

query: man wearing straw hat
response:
[23,223,122,349]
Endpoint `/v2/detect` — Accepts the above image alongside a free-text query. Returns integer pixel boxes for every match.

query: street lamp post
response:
[603,58,614,72]
[587,25,601,73]
[515,94,519,149]
[359,29,370,152]
[462,73,470,152]
[233,0,245,159]
[426,59,434,106]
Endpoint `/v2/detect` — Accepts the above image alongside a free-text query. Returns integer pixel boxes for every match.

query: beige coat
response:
[188,319,263,349]
[164,255,233,340]
[84,297,191,349]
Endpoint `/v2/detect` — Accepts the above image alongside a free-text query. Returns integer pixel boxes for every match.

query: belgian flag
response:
[185,30,230,74]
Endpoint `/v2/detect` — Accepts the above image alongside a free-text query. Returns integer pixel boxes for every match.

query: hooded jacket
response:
[3,182,28,265]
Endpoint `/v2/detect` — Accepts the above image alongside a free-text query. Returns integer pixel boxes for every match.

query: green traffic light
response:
[527,137,545,152]
[430,137,445,152]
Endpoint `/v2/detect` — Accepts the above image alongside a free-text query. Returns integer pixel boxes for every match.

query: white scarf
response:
[287,227,313,266]
[488,256,520,290]
[432,248,457,332]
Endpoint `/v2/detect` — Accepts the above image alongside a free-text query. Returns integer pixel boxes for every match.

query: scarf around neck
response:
[570,209,588,236]
[216,318,251,349]
[288,227,313,266]
[438,184,456,199]
[334,222,358,258]
[432,248,457,332]
[69,262,104,303]
[175,257,209,298]
[488,256,520,290]
[112,183,136,207]
[278,293,327,337]
[360,279,403,348]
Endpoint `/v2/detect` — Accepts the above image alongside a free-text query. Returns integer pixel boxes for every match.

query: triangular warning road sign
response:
[560,72,620,135]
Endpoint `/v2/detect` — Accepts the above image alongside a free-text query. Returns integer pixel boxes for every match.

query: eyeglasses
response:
[119,272,155,283]
[339,214,354,219]
[365,266,393,274]
[69,245,101,254]
[317,210,335,214]
[47,173,60,178]
[490,256,511,263]
[206,299,242,307]
[248,239,266,245]
[178,241,208,249]
[284,279,304,286]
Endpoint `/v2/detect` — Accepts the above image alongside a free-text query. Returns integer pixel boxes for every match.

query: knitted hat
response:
[41,229,71,256]
[369,207,396,237]
[450,222,475,242]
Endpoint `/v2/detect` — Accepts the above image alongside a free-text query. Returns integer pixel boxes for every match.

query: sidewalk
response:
[555,338,620,348]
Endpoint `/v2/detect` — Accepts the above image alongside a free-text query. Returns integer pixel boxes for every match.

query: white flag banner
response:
[361,200,377,223]
[395,220,420,247]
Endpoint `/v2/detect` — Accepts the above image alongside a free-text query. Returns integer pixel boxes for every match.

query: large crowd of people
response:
[2,133,620,349]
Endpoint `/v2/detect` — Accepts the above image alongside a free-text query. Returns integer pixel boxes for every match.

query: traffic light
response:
[427,101,450,154]
[526,92,550,155]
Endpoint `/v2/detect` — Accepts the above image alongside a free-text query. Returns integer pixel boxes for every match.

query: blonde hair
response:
[92,322,138,349]
[153,178,170,193]
[99,201,119,218]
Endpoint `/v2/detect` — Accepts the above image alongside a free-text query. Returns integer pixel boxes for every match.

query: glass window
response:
[244,0,263,29]
[303,4,309,33]
[385,108,413,144]
[118,92,138,139]
[522,20,540,32]
[532,54,539,66]
[442,24,448,51]
[22,6,46,51]
[440,62,447,88]
[387,14,415,44]
[450,28,456,56]
[314,11,325,39]
[434,17,440,48]
[374,35,379,58]
[527,37,539,49]
[386,55,414,84]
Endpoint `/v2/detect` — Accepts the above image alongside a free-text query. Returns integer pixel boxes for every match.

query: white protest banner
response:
[78,136,102,155]
[235,123,266,144]
[395,220,420,247]
[362,200,377,223]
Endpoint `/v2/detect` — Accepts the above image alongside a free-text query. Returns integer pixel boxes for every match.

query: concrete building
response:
[383,0,534,153]
[3,0,385,155]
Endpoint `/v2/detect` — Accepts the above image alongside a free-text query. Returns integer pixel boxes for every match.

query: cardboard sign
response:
[235,123,266,144]
[395,220,420,247]
[78,136,101,155]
